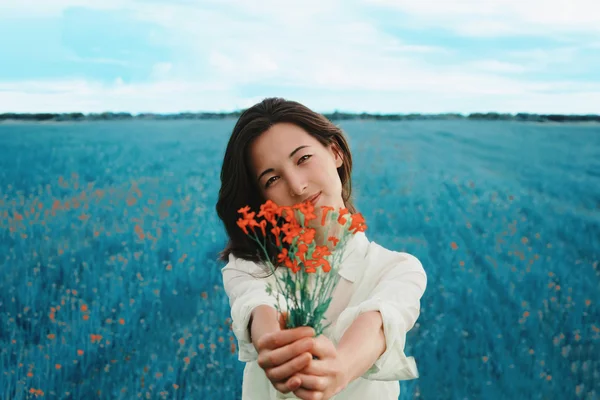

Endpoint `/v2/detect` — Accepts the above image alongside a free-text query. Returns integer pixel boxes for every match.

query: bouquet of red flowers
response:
[236,200,367,335]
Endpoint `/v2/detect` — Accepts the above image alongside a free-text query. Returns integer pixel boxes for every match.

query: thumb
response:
[310,335,336,359]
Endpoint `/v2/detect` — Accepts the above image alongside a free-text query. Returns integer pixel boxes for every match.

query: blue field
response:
[0,120,598,400]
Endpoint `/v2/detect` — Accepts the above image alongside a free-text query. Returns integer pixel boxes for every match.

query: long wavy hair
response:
[215,97,357,264]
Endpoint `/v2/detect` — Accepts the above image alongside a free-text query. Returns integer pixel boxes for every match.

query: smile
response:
[306,191,321,205]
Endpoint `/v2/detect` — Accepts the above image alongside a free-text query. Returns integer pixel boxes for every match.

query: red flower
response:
[277,248,289,264]
[328,236,340,247]
[319,258,331,272]
[303,259,319,273]
[296,243,308,262]
[258,200,280,224]
[281,221,302,244]
[258,220,267,236]
[313,245,331,259]
[237,206,251,216]
[236,218,249,234]
[349,213,367,233]
[294,201,317,223]
[284,257,300,273]
[279,206,296,223]
[299,228,316,245]
[337,208,349,225]
[271,226,282,247]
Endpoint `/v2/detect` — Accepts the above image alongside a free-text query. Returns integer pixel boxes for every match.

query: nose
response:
[287,171,308,198]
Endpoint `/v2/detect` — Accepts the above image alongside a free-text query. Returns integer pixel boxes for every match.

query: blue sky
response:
[1,0,599,114]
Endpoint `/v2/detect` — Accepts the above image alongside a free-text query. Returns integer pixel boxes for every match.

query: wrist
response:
[250,305,279,348]
[336,350,353,389]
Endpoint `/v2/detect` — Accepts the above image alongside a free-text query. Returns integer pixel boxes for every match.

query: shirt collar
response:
[336,232,370,283]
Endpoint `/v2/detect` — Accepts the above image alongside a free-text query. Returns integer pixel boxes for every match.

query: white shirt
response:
[221,232,428,400]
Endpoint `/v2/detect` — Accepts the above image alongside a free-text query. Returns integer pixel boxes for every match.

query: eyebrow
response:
[257,145,310,182]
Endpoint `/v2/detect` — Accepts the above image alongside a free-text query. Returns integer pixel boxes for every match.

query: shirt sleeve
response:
[332,251,427,381]
[221,254,278,362]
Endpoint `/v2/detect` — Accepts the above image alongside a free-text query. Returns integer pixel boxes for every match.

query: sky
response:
[1,0,599,114]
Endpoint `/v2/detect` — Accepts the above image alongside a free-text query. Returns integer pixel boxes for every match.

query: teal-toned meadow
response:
[0,120,598,399]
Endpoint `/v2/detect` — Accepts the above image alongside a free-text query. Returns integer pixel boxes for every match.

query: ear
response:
[329,143,344,168]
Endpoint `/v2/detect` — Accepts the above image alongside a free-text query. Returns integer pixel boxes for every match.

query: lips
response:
[306,191,321,205]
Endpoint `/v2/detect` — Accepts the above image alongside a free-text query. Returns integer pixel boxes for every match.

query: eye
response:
[298,154,312,164]
[265,176,279,188]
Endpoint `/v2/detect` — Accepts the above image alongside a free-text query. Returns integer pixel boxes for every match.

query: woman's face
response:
[249,122,345,215]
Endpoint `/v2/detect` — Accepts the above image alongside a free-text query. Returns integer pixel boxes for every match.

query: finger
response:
[258,337,314,369]
[286,376,302,392]
[264,351,312,382]
[278,312,288,329]
[308,335,336,360]
[293,387,323,400]
[257,326,315,351]
[274,381,293,394]
[299,359,329,376]
[290,373,328,392]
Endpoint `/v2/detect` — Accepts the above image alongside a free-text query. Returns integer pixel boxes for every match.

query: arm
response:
[249,305,280,347]
[333,253,427,381]
[222,256,316,394]
[222,255,277,361]
[336,311,386,383]
[287,253,426,399]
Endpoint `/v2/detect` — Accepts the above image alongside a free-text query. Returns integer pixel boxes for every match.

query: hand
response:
[287,335,350,400]
[256,326,316,394]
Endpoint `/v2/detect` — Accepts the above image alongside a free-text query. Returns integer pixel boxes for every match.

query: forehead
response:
[249,122,321,167]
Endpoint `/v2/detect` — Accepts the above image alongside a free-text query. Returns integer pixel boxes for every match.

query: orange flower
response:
[328,236,340,247]
[296,243,308,261]
[237,206,251,216]
[258,220,267,237]
[281,222,302,244]
[320,206,334,226]
[303,259,319,273]
[277,249,289,264]
[320,258,331,272]
[299,228,316,245]
[90,334,103,344]
[313,245,331,259]
[279,206,296,223]
[236,218,249,235]
[284,258,300,273]
[337,208,349,225]
[349,213,367,233]
[257,200,280,224]
[294,201,317,223]
[270,226,282,247]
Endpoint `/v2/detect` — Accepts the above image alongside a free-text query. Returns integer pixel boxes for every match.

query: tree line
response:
[1,111,598,123]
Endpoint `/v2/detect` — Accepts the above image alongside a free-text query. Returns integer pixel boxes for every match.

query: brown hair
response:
[215,97,357,264]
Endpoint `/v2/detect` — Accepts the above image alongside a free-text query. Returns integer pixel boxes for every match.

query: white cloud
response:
[0,79,235,113]
[0,0,598,113]
[468,60,530,74]
[365,0,600,36]
[0,0,136,17]
[151,62,173,79]
[2,72,599,114]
